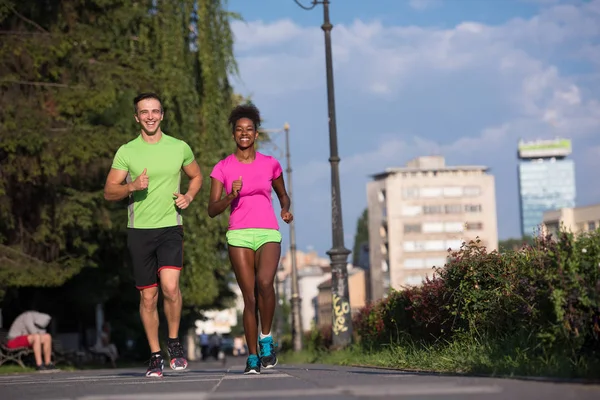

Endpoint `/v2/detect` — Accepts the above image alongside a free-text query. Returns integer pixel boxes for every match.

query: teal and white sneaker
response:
[244,354,261,375]
[259,336,278,369]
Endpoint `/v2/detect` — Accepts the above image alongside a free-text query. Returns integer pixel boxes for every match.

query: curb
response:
[349,364,600,385]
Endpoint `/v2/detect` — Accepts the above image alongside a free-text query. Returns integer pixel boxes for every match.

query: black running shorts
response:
[127,226,184,289]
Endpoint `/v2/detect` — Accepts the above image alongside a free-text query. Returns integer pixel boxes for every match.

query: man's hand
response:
[174,193,193,209]
[231,176,243,197]
[281,210,293,224]
[131,168,149,191]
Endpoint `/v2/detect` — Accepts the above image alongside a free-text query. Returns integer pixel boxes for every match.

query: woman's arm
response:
[208,177,237,218]
[273,175,293,223]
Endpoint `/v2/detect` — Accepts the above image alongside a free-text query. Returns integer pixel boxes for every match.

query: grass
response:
[279,335,600,381]
[0,365,36,374]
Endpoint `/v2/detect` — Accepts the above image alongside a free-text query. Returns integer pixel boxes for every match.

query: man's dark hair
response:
[133,92,163,114]
[228,103,261,132]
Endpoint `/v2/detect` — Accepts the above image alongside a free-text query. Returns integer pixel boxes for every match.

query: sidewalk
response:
[0,358,599,399]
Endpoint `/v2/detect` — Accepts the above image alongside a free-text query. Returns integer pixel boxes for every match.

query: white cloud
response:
[231,0,600,252]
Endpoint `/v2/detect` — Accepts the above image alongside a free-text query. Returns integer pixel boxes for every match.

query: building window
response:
[401,205,422,216]
[404,224,421,233]
[405,275,423,286]
[404,258,425,269]
[378,189,386,202]
[446,240,463,250]
[381,259,388,272]
[443,187,463,197]
[465,222,483,230]
[464,186,481,196]
[464,204,482,213]
[422,222,444,233]
[425,257,447,268]
[420,187,443,198]
[424,240,445,251]
[423,205,443,214]
[589,221,597,231]
[380,243,388,254]
[445,204,462,214]
[379,225,388,238]
[402,187,420,199]
[444,222,464,232]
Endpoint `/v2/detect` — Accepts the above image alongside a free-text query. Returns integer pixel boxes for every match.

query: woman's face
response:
[234,117,258,149]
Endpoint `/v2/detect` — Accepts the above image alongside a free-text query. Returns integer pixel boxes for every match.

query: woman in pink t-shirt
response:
[208,104,293,375]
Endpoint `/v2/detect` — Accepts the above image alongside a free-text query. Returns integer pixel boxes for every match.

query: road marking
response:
[0,372,291,386]
[0,376,221,386]
[71,384,502,399]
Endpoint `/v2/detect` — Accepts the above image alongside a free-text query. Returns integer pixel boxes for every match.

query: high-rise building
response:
[517,138,576,238]
[366,156,498,301]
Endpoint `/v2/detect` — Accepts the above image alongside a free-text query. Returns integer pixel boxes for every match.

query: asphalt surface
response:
[1,358,599,400]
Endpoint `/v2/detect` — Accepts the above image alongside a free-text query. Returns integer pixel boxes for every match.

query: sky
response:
[225,0,600,259]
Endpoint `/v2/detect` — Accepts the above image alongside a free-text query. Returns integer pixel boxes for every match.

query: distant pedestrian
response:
[199,331,209,360]
[104,92,203,377]
[208,104,293,374]
[6,311,57,371]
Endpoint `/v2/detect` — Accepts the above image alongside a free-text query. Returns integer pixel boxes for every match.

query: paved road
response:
[1,359,599,400]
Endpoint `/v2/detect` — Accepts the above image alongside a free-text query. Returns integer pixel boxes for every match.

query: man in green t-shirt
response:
[103,92,202,377]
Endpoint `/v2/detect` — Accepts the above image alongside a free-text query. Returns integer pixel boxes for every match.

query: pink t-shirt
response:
[210,152,283,231]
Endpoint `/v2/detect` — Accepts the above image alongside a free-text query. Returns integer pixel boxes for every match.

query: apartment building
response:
[542,203,600,238]
[366,156,498,301]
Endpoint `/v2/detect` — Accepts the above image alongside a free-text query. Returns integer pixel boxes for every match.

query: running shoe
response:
[244,354,261,375]
[259,336,278,369]
[167,340,188,370]
[146,354,164,378]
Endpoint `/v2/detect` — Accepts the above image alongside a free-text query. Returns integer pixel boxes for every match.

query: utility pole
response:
[262,124,303,351]
[284,123,304,351]
[293,0,353,348]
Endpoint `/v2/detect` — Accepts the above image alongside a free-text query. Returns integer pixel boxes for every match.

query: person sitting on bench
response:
[7,310,57,371]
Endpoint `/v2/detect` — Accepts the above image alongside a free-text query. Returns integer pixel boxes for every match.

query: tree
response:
[0,0,242,338]
[352,208,369,266]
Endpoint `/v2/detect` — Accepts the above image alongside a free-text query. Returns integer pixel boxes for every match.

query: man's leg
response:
[140,287,160,353]
[156,226,186,370]
[41,333,52,365]
[128,227,164,377]
[27,334,42,367]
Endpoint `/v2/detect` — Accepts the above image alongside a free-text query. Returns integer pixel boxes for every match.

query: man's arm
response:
[104,169,133,201]
[182,160,203,202]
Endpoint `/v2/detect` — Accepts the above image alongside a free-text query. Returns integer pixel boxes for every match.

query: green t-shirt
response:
[111,133,195,229]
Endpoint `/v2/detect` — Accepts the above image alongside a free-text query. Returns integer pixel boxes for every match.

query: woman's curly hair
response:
[228,103,261,132]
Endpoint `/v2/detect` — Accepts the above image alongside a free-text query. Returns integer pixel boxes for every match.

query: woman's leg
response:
[255,242,281,335]
[228,246,259,354]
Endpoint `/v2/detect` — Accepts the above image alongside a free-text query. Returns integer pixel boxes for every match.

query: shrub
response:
[354,229,600,362]
[304,324,333,352]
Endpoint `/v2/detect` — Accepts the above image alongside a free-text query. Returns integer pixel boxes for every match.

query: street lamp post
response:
[262,125,304,351]
[293,0,353,348]
[283,123,304,352]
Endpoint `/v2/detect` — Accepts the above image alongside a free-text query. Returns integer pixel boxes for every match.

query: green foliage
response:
[0,0,240,331]
[498,236,534,253]
[352,208,368,266]
[352,229,600,376]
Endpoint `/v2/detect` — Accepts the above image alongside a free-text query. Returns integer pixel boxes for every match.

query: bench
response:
[0,329,33,368]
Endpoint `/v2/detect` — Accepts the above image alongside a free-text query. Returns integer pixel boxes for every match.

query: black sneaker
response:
[167,340,188,371]
[44,363,58,371]
[244,354,260,375]
[146,354,164,378]
[259,336,278,369]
